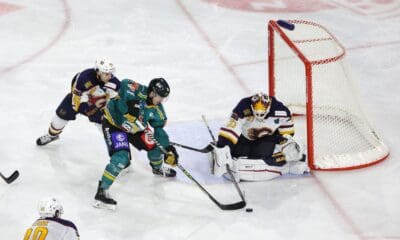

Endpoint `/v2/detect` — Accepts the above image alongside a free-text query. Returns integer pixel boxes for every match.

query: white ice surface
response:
[0,0,399,239]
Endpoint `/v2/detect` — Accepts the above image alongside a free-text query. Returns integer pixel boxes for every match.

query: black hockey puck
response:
[277,20,295,31]
[245,208,253,212]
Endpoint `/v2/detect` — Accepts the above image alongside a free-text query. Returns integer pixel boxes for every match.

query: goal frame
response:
[268,19,389,171]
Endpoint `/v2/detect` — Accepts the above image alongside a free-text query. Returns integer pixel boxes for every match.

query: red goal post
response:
[268,20,389,171]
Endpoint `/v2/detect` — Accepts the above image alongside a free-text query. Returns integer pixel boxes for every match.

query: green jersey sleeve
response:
[143,104,169,146]
[104,79,148,131]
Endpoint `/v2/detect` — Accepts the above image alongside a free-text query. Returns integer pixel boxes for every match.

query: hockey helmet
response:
[250,92,271,120]
[38,197,64,218]
[95,58,115,74]
[148,78,170,98]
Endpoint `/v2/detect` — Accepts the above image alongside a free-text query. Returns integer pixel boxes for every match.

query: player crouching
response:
[210,92,309,182]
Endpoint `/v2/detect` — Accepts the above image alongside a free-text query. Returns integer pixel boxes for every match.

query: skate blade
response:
[93,200,116,211]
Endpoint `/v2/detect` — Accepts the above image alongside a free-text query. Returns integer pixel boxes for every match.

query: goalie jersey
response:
[218,96,294,147]
[23,217,80,240]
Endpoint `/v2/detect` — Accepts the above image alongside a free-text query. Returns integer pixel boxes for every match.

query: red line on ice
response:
[0,0,71,75]
[176,0,251,94]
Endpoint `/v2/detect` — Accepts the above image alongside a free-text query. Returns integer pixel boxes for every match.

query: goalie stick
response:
[0,170,19,184]
[200,115,247,207]
[170,141,212,153]
[201,115,217,143]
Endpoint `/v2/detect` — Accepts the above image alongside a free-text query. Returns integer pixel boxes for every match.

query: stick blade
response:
[5,170,19,184]
[218,200,246,210]
[0,170,19,184]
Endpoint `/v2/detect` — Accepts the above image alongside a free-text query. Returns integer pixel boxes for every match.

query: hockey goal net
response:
[268,20,389,170]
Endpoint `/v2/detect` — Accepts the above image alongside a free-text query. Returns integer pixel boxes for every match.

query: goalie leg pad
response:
[288,158,310,174]
[237,158,286,181]
[209,145,234,177]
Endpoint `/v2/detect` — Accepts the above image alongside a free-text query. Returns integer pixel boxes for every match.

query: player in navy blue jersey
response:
[23,197,80,240]
[210,92,309,182]
[36,58,121,146]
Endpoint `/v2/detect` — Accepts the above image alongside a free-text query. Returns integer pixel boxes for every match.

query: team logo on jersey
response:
[115,133,126,142]
[112,132,129,150]
[59,109,67,116]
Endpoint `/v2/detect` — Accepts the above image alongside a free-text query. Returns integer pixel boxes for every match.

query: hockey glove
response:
[140,127,156,149]
[88,86,107,109]
[279,135,302,162]
[127,100,142,117]
[164,145,179,166]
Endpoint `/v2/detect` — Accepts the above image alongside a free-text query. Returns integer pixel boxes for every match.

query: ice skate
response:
[152,166,176,178]
[93,181,117,210]
[36,134,59,146]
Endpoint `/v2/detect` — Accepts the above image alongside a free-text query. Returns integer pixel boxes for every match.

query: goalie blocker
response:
[209,136,309,182]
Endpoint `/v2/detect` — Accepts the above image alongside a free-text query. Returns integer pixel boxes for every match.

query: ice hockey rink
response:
[1,0,399,239]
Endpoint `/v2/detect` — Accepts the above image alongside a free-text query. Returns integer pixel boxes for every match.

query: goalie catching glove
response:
[278,134,303,162]
[164,145,179,166]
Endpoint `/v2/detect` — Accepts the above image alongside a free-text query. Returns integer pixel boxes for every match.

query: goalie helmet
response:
[95,58,115,74]
[148,78,170,98]
[38,197,64,218]
[250,92,271,120]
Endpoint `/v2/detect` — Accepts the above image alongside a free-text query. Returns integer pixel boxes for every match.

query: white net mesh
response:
[269,20,388,170]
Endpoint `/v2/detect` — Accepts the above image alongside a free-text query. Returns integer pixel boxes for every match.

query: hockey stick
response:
[170,141,212,153]
[200,115,246,205]
[201,115,216,143]
[153,139,245,210]
[175,162,245,210]
[0,170,19,184]
[171,140,246,208]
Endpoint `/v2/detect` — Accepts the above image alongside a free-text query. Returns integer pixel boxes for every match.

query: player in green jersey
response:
[93,78,178,209]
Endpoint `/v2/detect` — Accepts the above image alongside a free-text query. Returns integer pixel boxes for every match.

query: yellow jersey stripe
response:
[219,131,238,144]
[279,129,295,136]
[152,159,163,165]
[103,171,116,181]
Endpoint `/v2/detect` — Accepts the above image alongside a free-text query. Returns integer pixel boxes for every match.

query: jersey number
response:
[24,227,48,240]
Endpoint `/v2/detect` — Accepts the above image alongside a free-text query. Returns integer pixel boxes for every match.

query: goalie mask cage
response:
[268,20,389,170]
